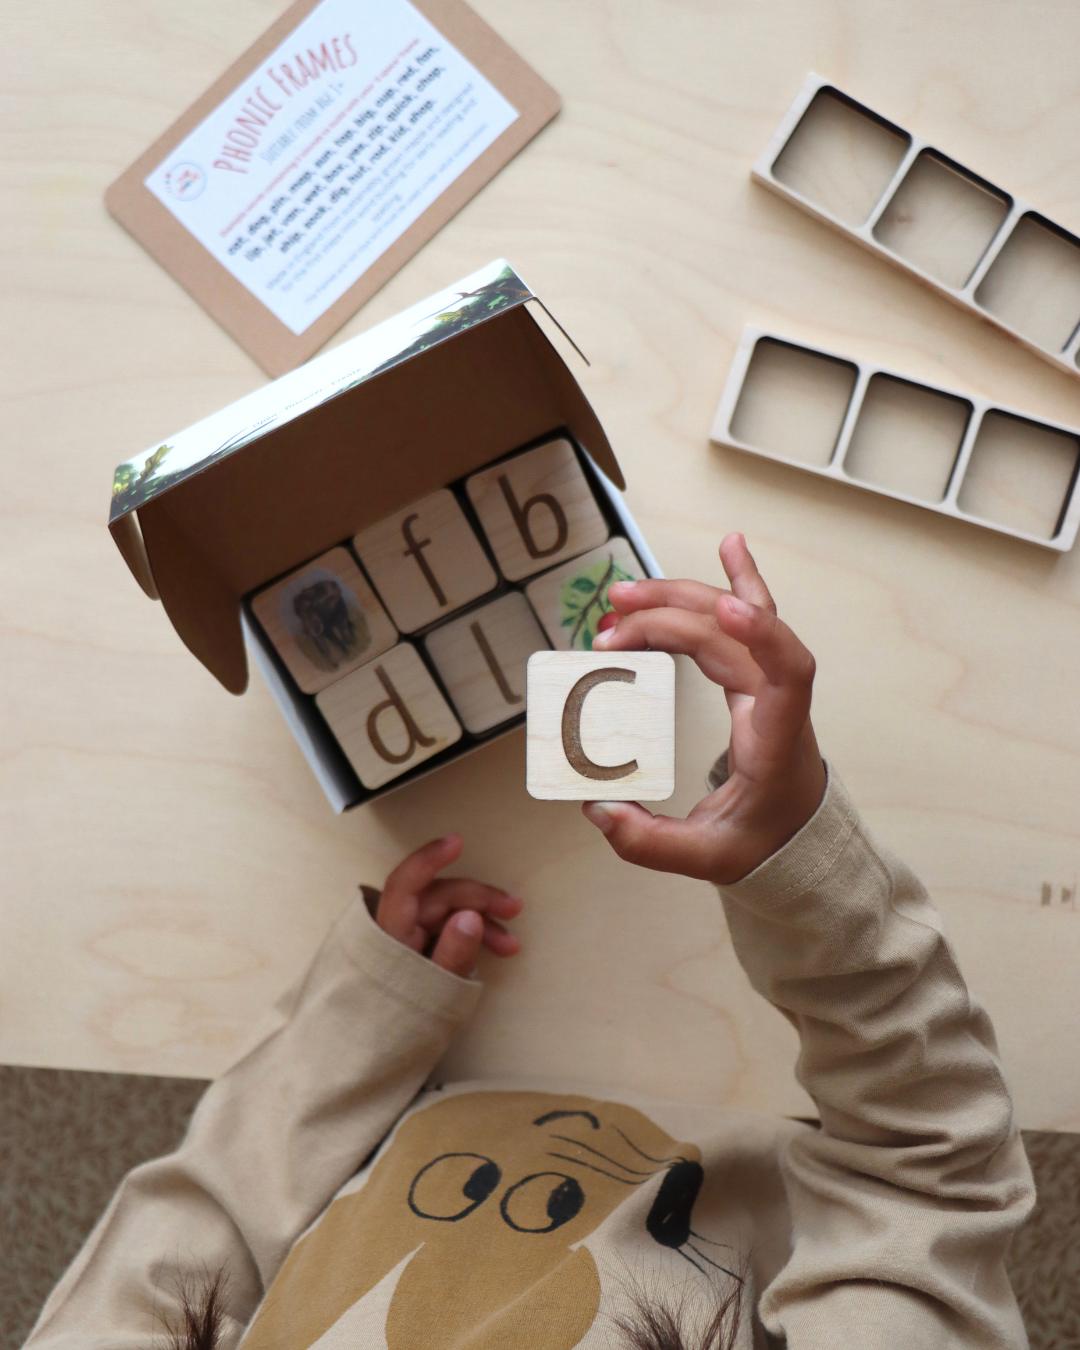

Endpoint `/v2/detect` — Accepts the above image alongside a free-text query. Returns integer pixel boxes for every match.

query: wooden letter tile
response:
[524,538,645,649]
[466,437,610,581]
[424,592,549,734]
[353,489,497,632]
[315,642,462,789]
[249,546,396,694]
[526,651,675,801]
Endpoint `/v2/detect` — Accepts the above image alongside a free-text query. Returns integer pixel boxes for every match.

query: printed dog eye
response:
[407,1152,502,1222]
[499,1171,586,1233]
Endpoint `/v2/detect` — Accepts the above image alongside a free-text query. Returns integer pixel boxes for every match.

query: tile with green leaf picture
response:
[525,538,645,650]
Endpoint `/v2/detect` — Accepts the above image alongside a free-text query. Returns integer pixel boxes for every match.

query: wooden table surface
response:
[5,0,1080,1130]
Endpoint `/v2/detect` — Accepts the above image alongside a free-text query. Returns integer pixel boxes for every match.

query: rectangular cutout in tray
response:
[711,326,1080,551]
[754,74,1080,377]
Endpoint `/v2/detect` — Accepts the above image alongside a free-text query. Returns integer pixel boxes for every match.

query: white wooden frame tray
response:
[712,326,1080,552]
[754,73,1080,379]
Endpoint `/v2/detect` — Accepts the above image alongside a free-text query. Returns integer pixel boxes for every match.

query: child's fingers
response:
[594,606,759,690]
[719,534,777,614]
[581,801,720,879]
[416,879,522,927]
[715,594,815,746]
[480,916,522,957]
[608,577,723,617]
[384,835,463,898]
[429,909,485,978]
[379,835,463,945]
[594,605,713,655]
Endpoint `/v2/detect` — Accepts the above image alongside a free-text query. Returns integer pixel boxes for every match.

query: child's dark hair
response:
[156,1261,744,1350]
[609,1258,746,1350]
[157,1266,229,1350]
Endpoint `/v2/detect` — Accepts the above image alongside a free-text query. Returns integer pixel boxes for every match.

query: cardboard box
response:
[109,259,663,810]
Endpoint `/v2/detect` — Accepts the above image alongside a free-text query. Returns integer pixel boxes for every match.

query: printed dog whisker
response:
[548,1132,663,1177]
[611,1125,687,1165]
[686,1243,742,1282]
[546,1151,649,1185]
[675,1247,708,1276]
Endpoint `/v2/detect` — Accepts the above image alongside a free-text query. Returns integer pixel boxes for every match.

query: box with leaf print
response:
[107,259,661,810]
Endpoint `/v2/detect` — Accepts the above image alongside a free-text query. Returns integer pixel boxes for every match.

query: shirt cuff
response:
[331,884,485,1024]
[707,753,860,909]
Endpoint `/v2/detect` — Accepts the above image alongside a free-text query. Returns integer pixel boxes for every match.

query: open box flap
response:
[112,262,623,692]
[109,259,534,525]
[109,512,159,600]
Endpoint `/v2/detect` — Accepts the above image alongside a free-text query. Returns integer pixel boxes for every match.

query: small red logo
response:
[164,162,206,201]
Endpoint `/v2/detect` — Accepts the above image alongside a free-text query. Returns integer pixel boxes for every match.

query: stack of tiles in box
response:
[249,436,646,794]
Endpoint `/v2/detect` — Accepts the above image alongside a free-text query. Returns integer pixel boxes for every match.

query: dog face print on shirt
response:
[239,1090,735,1349]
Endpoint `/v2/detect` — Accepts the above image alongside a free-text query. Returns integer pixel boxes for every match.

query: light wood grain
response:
[353,489,498,632]
[773,87,909,227]
[526,651,675,800]
[424,592,548,734]
[730,338,857,467]
[874,152,1009,290]
[958,412,1080,539]
[975,214,1080,354]
[466,437,610,581]
[6,0,1080,1131]
[315,642,462,788]
[844,375,970,503]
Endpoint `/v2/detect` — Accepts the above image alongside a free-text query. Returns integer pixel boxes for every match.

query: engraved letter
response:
[497,474,569,560]
[401,512,447,606]
[367,665,437,764]
[560,667,638,780]
[470,621,522,706]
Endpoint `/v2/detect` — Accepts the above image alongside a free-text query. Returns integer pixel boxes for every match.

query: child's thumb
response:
[430,909,483,978]
[582,800,715,879]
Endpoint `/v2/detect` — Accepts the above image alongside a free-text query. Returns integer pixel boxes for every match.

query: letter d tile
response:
[317,642,462,789]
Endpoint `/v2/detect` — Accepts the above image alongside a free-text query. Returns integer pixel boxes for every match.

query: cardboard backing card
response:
[105,0,560,374]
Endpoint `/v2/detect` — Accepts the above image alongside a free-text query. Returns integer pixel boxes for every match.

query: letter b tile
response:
[316,642,462,789]
[466,438,610,581]
[525,651,675,800]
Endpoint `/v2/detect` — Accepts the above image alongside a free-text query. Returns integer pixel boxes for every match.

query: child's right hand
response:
[582,533,826,886]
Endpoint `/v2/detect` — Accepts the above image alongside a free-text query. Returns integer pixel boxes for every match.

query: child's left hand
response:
[375,835,524,978]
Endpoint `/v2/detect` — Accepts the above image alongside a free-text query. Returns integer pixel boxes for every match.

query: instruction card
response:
[106,0,559,374]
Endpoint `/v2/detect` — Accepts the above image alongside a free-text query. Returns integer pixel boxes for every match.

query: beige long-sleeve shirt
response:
[25,768,1034,1348]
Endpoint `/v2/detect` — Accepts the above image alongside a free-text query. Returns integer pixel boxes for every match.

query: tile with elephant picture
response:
[250,547,397,694]
[525,538,646,651]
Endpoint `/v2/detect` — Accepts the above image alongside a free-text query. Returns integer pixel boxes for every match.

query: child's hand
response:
[375,835,524,977]
[581,533,826,885]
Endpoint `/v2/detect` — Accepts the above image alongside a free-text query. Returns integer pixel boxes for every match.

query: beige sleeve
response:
[713,760,1034,1350]
[24,889,482,1350]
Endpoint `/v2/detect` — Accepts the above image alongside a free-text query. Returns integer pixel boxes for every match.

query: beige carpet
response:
[2,1066,1077,1349]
